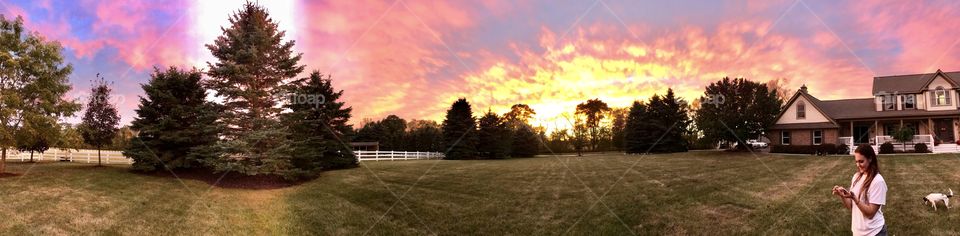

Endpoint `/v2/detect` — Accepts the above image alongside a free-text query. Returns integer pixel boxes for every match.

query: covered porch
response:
[837,117,958,152]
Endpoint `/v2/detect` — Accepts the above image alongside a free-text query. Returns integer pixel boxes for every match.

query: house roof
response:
[774,86,840,126]
[872,70,960,94]
[815,98,959,120]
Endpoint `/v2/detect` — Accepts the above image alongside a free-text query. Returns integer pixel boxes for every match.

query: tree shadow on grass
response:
[135,168,315,190]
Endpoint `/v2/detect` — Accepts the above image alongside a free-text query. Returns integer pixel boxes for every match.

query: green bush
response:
[771,145,814,154]
[771,144,841,155]
[837,144,850,155]
[879,142,895,154]
[817,144,838,155]
[914,143,930,153]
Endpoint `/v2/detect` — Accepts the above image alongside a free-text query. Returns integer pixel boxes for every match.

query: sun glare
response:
[191,0,299,68]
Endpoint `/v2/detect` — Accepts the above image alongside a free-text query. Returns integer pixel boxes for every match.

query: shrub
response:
[914,143,930,153]
[837,144,850,155]
[955,139,960,145]
[879,142,895,154]
[820,144,838,155]
[770,145,816,154]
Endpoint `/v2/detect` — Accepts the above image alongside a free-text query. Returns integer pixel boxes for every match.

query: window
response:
[813,130,823,145]
[903,94,915,109]
[782,131,791,145]
[883,95,895,110]
[797,101,805,119]
[936,87,949,106]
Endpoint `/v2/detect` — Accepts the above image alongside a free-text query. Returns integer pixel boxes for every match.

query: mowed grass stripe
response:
[4,152,960,235]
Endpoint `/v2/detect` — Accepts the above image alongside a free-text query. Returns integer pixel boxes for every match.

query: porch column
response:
[850,121,854,141]
[874,120,879,144]
[929,118,934,135]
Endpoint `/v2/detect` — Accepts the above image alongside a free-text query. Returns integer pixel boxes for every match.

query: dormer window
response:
[882,95,895,111]
[796,101,805,119]
[936,86,950,106]
[903,94,915,109]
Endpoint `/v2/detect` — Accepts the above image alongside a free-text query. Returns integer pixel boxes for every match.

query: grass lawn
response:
[2,151,960,235]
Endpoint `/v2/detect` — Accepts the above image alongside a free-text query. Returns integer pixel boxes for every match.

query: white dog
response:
[922,188,954,211]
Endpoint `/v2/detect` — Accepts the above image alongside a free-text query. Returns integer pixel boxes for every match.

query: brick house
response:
[767,69,960,152]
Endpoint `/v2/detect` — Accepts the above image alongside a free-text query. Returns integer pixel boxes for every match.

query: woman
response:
[833,144,888,236]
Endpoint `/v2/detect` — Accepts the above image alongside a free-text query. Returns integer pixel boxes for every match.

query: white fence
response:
[4,149,442,164]
[355,150,443,161]
[4,148,131,164]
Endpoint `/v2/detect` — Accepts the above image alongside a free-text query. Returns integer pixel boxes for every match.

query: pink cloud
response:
[848,0,960,74]
[296,0,478,121]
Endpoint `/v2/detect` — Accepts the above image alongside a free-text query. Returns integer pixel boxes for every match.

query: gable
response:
[776,95,831,124]
[927,75,954,90]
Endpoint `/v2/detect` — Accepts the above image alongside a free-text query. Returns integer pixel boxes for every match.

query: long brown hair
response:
[853,144,880,201]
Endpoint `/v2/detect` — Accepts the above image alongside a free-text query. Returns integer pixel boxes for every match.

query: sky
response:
[3,0,960,131]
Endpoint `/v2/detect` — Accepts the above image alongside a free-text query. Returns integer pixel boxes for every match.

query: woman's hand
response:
[832,186,847,196]
[838,188,854,199]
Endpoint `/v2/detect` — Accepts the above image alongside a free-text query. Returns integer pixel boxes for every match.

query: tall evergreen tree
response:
[477,111,509,159]
[609,108,628,151]
[0,15,80,173]
[646,89,691,153]
[124,67,220,172]
[441,98,477,160]
[510,124,540,157]
[624,101,653,154]
[280,71,356,179]
[80,75,120,166]
[205,2,305,175]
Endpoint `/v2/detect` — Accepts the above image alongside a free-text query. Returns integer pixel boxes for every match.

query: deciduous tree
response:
[0,15,80,172]
[80,75,120,166]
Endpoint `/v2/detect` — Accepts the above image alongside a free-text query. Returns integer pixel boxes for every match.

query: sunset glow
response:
[5,0,960,131]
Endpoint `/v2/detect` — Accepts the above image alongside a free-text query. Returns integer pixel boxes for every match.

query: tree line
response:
[1,3,787,178]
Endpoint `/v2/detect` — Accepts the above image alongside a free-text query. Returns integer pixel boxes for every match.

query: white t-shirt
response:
[849,173,887,236]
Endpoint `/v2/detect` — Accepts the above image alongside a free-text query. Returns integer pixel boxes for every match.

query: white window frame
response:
[903,94,915,109]
[883,95,895,110]
[797,101,805,119]
[781,131,791,145]
[813,130,823,145]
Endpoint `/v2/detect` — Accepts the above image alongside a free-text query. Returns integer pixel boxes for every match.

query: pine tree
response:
[124,67,220,172]
[279,71,356,178]
[510,123,540,157]
[205,2,305,175]
[441,98,477,160]
[80,75,120,166]
[625,101,653,154]
[660,89,691,152]
[477,111,509,159]
[0,15,80,173]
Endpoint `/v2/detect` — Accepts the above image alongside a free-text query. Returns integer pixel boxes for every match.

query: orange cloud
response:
[434,22,874,131]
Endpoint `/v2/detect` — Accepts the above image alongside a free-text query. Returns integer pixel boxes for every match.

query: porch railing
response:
[839,134,933,151]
